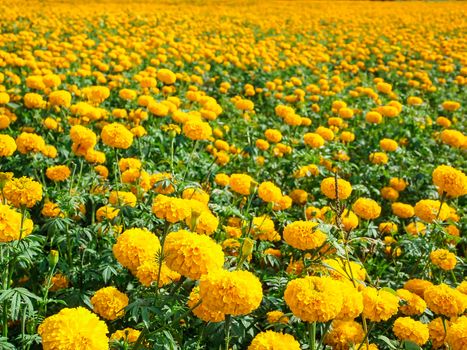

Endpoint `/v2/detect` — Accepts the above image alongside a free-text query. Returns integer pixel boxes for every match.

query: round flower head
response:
[423,284,466,317]
[430,249,457,271]
[389,178,407,191]
[101,123,134,149]
[320,177,352,200]
[352,198,381,220]
[136,260,180,288]
[283,220,327,250]
[49,90,72,108]
[38,307,109,350]
[405,222,426,236]
[323,258,367,283]
[335,281,364,320]
[432,165,467,198]
[391,202,414,218]
[396,289,427,316]
[183,119,212,140]
[215,173,230,186]
[109,191,137,208]
[70,125,97,151]
[46,165,71,182]
[112,228,161,273]
[393,317,429,346]
[0,134,17,157]
[247,331,301,350]
[151,195,191,223]
[440,129,465,148]
[429,317,449,349]
[362,287,399,322]
[369,152,388,165]
[187,286,225,323]
[403,279,433,297]
[380,138,398,152]
[182,187,209,205]
[284,276,343,322]
[199,269,262,316]
[229,173,253,196]
[264,129,282,143]
[446,316,467,350]
[266,311,289,325]
[414,199,449,222]
[304,132,325,148]
[15,132,46,154]
[3,176,42,208]
[0,204,34,242]
[187,209,219,235]
[110,328,141,344]
[251,215,280,241]
[380,187,399,201]
[91,286,129,321]
[258,181,282,203]
[164,230,224,280]
[324,320,364,350]
[157,68,176,84]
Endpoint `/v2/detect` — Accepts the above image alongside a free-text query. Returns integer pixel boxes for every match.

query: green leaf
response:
[403,340,421,350]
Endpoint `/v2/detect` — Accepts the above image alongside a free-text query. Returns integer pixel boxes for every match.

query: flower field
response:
[0,0,466,349]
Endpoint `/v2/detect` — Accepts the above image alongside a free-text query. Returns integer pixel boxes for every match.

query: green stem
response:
[308,322,316,350]
[182,140,199,181]
[224,314,232,350]
[155,222,171,296]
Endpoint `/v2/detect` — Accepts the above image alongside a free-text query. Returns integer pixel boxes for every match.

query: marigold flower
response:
[135,260,180,287]
[324,320,364,350]
[15,132,46,154]
[391,202,414,218]
[247,331,300,350]
[0,134,17,156]
[112,228,161,273]
[183,119,212,140]
[49,90,72,108]
[110,328,141,344]
[352,198,381,220]
[393,317,429,346]
[151,195,191,223]
[215,173,230,186]
[323,258,366,283]
[96,205,119,222]
[258,181,282,203]
[164,230,224,280]
[369,152,388,165]
[109,191,137,208]
[264,129,282,143]
[187,286,225,322]
[430,249,457,271]
[0,204,34,242]
[432,165,467,197]
[101,122,134,149]
[283,220,327,250]
[266,311,289,324]
[428,317,449,349]
[157,68,177,84]
[199,269,262,316]
[38,307,108,350]
[396,289,426,315]
[403,279,433,297]
[446,316,467,350]
[440,129,465,148]
[285,276,343,322]
[320,177,352,200]
[46,165,71,182]
[441,100,461,112]
[251,215,280,241]
[229,173,253,195]
[91,286,129,321]
[3,176,42,208]
[380,138,398,152]
[362,287,399,322]
[424,284,466,317]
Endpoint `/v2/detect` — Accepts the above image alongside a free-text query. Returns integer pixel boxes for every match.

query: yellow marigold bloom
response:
[109,191,137,208]
[380,138,398,152]
[82,86,110,104]
[338,107,354,119]
[264,129,282,143]
[393,317,429,346]
[150,173,175,194]
[430,249,457,271]
[251,215,280,241]
[316,126,334,141]
[187,286,225,323]
[112,228,161,273]
[405,222,426,236]
[182,187,209,205]
[3,176,42,208]
[135,260,181,287]
[340,131,355,143]
[289,189,308,205]
[247,331,300,350]
[119,88,137,100]
[91,286,129,321]
[404,279,433,297]
[446,316,467,350]
[38,307,108,350]
[365,111,382,124]
[432,165,467,198]
[229,173,253,196]
[46,165,71,182]
[183,119,212,141]
[362,287,399,322]
[151,195,191,223]
[320,177,352,200]
[24,92,46,109]
[0,92,10,104]
[266,311,289,324]
[379,222,398,235]
[389,178,407,191]
[85,149,106,164]
[15,132,46,154]
[157,68,176,85]
[0,134,16,156]
[424,284,466,317]
[131,125,147,137]
[335,282,364,320]
[352,198,381,220]
[70,125,97,155]
[396,289,426,316]
[442,100,461,112]
[376,82,392,94]
[0,204,34,242]
[323,258,366,283]
[110,328,141,344]
[407,96,423,106]
[436,116,451,128]
[42,202,62,218]
[187,209,219,235]
[285,276,343,322]
[255,139,270,151]
[369,152,388,165]
[414,199,449,222]
[324,320,364,350]
[101,123,134,149]
[164,230,224,280]
[199,269,262,316]
[258,181,282,203]
[440,129,465,148]
[304,132,325,148]
[391,202,414,218]
[49,273,69,292]
[429,317,449,349]
[283,220,327,250]
[235,98,254,111]
[96,205,119,222]
[215,173,230,186]
[49,90,72,108]
[272,195,293,211]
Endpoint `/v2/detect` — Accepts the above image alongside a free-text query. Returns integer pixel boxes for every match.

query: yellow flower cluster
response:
[0,204,34,242]
[283,220,327,250]
[393,317,429,346]
[247,331,301,350]
[91,286,129,321]
[151,194,191,223]
[3,176,43,208]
